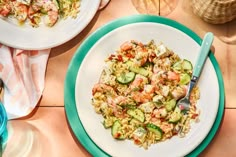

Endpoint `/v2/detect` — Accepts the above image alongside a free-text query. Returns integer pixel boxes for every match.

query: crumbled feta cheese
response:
[17,0,31,5]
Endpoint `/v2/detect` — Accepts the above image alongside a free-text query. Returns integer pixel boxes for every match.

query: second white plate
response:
[0,0,100,50]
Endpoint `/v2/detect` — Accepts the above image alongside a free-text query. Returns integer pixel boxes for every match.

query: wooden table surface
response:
[3,0,236,156]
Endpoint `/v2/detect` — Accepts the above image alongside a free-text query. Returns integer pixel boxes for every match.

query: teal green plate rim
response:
[64,15,225,157]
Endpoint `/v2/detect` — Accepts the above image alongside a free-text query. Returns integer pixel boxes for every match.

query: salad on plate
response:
[91,40,200,149]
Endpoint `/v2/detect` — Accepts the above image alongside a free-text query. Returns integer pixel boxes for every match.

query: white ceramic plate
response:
[0,0,100,50]
[74,21,220,156]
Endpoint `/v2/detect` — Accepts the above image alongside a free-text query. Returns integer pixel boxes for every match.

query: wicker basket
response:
[191,0,236,24]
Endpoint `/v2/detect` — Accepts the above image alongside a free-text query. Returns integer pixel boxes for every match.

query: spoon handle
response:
[193,32,214,77]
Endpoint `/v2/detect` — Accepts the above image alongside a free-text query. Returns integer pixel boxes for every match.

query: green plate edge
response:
[64,15,225,157]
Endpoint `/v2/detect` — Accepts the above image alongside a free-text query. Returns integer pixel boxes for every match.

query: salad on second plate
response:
[0,0,80,27]
[91,40,200,149]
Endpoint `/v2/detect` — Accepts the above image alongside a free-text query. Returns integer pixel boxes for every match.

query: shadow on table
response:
[49,11,101,57]
[199,108,226,156]
[171,0,236,45]
[218,19,236,45]
[65,118,92,157]
[2,121,44,157]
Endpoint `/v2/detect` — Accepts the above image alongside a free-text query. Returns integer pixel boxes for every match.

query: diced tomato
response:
[134,138,141,145]
[117,55,123,62]
[191,113,198,119]
[148,53,156,62]
[108,54,115,60]
[28,6,35,16]
[0,7,10,16]
[160,118,165,122]
[125,53,134,59]
[114,133,121,139]
[172,131,178,135]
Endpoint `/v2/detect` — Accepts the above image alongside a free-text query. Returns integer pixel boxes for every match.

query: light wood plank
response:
[200,109,236,156]
[3,108,236,157]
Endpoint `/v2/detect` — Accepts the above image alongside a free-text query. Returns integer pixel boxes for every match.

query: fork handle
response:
[193,32,214,77]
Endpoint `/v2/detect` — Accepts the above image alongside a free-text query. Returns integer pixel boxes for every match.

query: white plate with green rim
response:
[65,15,225,157]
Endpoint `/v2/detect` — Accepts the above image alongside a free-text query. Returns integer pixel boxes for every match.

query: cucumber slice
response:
[172,61,182,71]
[179,73,191,85]
[103,118,113,128]
[111,120,125,139]
[165,99,176,111]
[116,72,135,84]
[129,118,142,126]
[127,108,145,122]
[129,66,150,77]
[103,116,116,128]
[173,59,193,71]
[182,59,193,70]
[146,123,163,140]
[122,104,137,109]
[126,61,150,77]
[169,107,182,123]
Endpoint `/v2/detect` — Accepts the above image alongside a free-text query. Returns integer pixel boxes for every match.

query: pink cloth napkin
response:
[0,44,50,119]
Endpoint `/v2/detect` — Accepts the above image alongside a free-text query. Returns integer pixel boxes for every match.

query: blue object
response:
[0,101,8,156]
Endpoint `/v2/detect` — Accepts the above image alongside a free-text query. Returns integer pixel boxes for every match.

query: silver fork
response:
[176,32,214,133]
